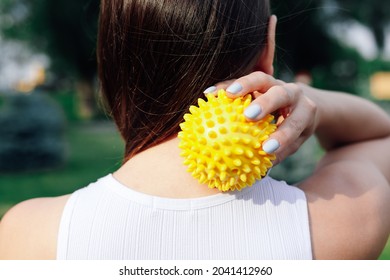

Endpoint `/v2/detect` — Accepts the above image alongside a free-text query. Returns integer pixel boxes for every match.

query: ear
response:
[255,15,277,75]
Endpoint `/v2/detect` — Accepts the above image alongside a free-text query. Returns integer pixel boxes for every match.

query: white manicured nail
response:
[262,139,280,154]
[226,83,243,94]
[203,86,217,94]
[244,104,262,119]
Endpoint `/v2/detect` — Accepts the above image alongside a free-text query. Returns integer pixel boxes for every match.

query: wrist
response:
[296,83,333,148]
[296,82,322,130]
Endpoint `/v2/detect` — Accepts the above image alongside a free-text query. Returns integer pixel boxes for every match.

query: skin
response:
[1,15,390,260]
[222,75,390,259]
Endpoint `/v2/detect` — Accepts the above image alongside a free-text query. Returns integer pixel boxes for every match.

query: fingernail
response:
[244,104,262,119]
[203,86,217,94]
[262,139,280,154]
[226,83,243,94]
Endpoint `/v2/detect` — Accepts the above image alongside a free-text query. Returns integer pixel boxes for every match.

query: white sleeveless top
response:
[57,174,312,259]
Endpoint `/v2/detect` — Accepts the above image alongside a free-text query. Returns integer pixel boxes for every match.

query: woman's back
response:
[57,174,311,260]
[1,0,389,260]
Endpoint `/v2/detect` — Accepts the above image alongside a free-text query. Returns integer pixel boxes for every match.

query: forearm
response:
[317,135,390,183]
[301,83,390,150]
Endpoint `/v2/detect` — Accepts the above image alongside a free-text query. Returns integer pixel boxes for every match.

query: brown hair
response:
[98,0,270,161]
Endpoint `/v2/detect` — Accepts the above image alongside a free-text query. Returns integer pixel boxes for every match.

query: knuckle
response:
[287,82,301,93]
[215,82,230,89]
[277,85,293,104]
[259,90,273,104]
[252,71,266,77]
[275,79,286,85]
[253,71,271,83]
[286,83,302,101]
[288,117,304,134]
[239,77,250,87]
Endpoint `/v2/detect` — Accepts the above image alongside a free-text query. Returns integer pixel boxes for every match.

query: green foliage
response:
[0,122,123,213]
[0,92,66,172]
[272,0,336,75]
[2,0,389,96]
[271,136,324,185]
[379,239,390,260]
[271,0,390,94]
[310,43,365,94]
[50,90,82,122]
[335,0,390,50]
[1,0,99,81]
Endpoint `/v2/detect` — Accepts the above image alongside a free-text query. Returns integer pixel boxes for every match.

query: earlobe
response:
[255,15,277,75]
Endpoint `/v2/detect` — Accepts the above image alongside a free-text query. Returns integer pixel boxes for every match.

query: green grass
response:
[0,121,389,259]
[0,121,124,214]
[379,239,390,260]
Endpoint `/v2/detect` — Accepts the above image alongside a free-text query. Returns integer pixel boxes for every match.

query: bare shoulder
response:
[0,195,70,260]
[299,159,390,259]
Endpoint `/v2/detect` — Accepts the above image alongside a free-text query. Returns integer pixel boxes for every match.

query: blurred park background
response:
[0,0,389,259]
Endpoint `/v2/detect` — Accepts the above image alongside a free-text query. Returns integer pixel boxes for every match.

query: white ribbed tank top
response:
[57,174,312,259]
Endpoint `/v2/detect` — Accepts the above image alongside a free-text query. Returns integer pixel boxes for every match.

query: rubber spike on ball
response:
[178,89,277,192]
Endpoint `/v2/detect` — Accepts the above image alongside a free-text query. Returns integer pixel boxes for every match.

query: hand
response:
[204,71,318,165]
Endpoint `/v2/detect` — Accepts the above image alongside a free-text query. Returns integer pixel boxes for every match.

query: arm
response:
[297,85,390,259]
[207,72,390,258]
[216,72,390,163]
[298,136,390,259]
[257,83,390,259]
[301,83,390,151]
[270,82,390,259]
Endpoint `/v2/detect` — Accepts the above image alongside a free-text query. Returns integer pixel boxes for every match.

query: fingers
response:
[203,80,235,95]
[203,71,284,97]
[202,72,318,165]
[243,83,300,121]
[225,72,283,97]
[262,95,317,164]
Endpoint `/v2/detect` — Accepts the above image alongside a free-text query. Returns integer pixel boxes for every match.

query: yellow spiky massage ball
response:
[178,89,277,192]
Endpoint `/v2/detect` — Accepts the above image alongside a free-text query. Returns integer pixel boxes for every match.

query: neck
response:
[113,137,221,198]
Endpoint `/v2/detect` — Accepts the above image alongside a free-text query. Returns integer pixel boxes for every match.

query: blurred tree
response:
[335,0,390,53]
[272,0,390,93]
[272,0,336,76]
[0,92,66,172]
[1,0,99,118]
[2,0,389,100]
